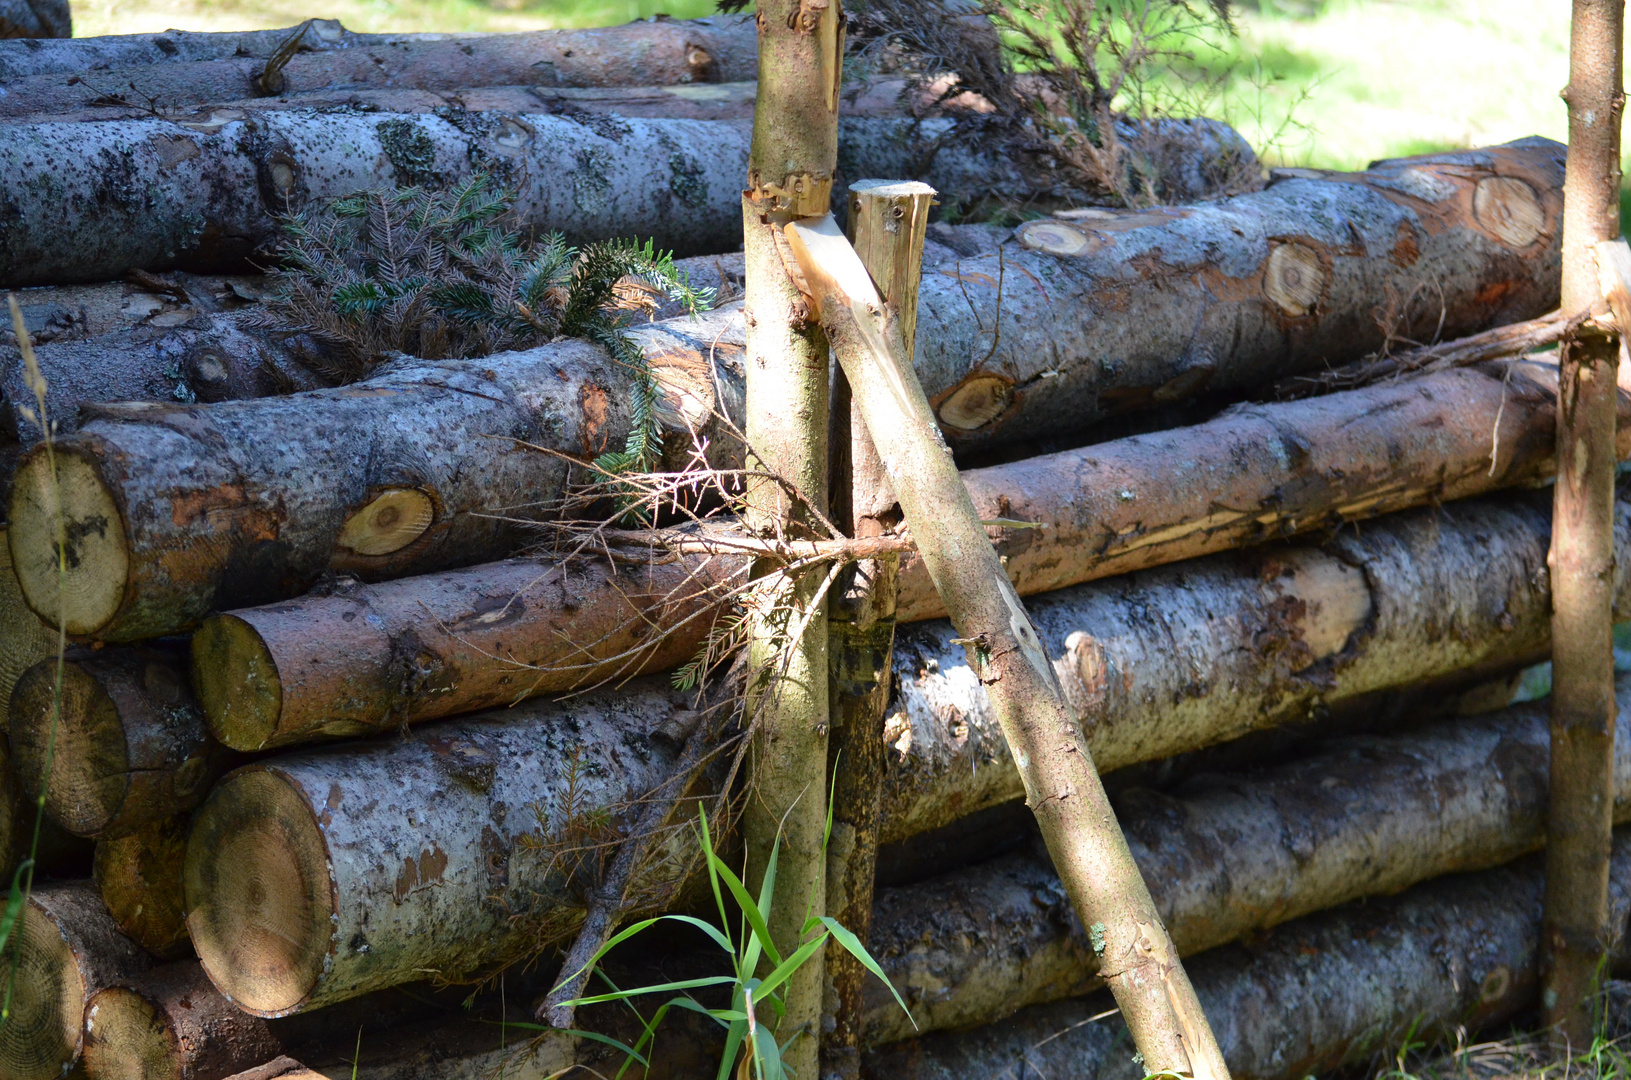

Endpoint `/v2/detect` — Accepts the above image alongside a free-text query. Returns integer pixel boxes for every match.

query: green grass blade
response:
[559,975,738,1008]
[716,1018,748,1080]
[752,934,827,1003]
[818,916,917,1028]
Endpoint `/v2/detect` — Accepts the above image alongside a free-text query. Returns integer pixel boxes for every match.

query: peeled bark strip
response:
[0,881,152,1080]
[787,212,1228,1078]
[9,644,229,838]
[83,962,283,1080]
[93,815,193,960]
[183,679,694,1016]
[880,491,1631,844]
[191,355,1630,750]
[10,141,1560,639]
[862,679,1631,1043]
[0,16,756,122]
[867,839,1631,1080]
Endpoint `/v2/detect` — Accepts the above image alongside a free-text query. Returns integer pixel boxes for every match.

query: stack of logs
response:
[0,12,1615,1080]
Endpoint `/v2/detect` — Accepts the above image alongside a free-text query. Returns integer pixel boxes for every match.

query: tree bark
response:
[822,180,929,1080]
[93,814,193,960]
[9,644,232,838]
[0,881,152,1080]
[0,0,67,39]
[866,836,1631,1080]
[0,15,757,121]
[0,105,1256,287]
[9,140,1565,641]
[1545,0,1628,1045]
[84,961,284,1080]
[785,214,1228,1079]
[183,679,698,1016]
[736,0,845,1070]
[187,356,1631,752]
[862,677,1631,1042]
[883,490,1631,843]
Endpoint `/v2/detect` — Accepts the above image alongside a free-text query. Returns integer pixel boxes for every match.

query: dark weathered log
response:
[183,680,695,1016]
[862,677,1631,1042]
[83,962,283,1080]
[865,837,1631,1080]
[0,16,756,118]
[880,492,1631,843]
[0,881,152,1080]
[9,644,231,838]
[9,142,1562,640]
[0,0,67,40]
[190,355,1631,750]
[93,815,192,960]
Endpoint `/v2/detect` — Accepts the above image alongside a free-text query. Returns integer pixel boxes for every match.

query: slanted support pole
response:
[784,213,1230,1080]
[739,0,844,1073]
[1545,0,1626,1048]
[822,180,931,1080]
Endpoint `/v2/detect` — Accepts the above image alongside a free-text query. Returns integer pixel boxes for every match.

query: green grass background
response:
[72,0,1582,176]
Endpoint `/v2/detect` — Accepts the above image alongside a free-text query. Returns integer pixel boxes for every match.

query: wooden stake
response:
[738,0,844,1070]
[822,179,930,1080]
[784,213,1229,1080]
[1545,0,1626,1046]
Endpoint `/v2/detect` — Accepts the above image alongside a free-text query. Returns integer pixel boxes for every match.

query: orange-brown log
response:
[93,815,192,960]
[194,356,1628,750]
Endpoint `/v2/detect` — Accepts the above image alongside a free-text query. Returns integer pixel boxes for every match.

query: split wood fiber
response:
[191,355,1631,751]
[786,211,1227,1077]
[862,677,1631,1042]
[822,179,932,1080]
[0,16,757,121]
[867,835,1631,1080]
[93,815,192,959]
[9,644,230,838]
[0,882,151,1080]
[83,962,282,1080]
[9,140,1563,640]
[881,490,1631,843]
[1545,0,1628,1042]
[0,107,1251,287]
[183,680,697,1016]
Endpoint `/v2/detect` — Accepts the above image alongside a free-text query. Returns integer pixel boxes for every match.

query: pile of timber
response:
[0,12,1610,1080]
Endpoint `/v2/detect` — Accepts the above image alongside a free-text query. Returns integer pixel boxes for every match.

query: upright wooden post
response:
[1545,0,1625,1048]
[740,0,844,1071]
[784,214,1230,1080]
[823,180,932,1080]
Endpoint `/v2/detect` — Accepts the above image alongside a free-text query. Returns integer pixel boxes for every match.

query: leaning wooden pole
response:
[784,215,1229,1079]
[822,179,931,1080]
[739,0,843,1071]
[1545,0,1626,1046]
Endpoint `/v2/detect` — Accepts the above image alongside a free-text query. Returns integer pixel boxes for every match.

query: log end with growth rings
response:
[7,446,130,637]
[0,904,88,1080]
[193,614,285,752]
[83,985,185,1080]
[9,656,134,837]
[185,769,332,1016]
[334,487,435,557]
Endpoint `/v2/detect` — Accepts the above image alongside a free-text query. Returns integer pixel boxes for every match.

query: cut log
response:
[83,962,282,1080]
[183,680,694,1016]
[93,815,192,960]
[865,836,1631,1080]
[0,16,756,123]
[9,142,1563,640]
[861,676,1631,1043]
[191,355,1631,749]
[879,490,1631,844]
[0,881,152,1080]
[9,644,231,838]
[0,104,1252,287]
[0,0,67,39]
[0,524,56,715]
